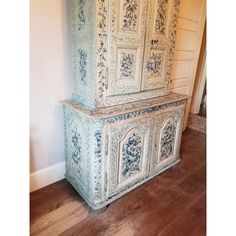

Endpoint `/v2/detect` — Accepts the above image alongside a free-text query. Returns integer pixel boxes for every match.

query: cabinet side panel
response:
[71,0,96,108]
[63,104,94,204]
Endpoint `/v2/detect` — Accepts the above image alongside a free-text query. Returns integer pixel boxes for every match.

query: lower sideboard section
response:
[62,95,187,211]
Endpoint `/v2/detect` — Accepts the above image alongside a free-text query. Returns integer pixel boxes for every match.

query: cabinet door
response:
[106,115,153,198]
[107,0,148,96]
[151,107,184,175]
[141,0,179,91]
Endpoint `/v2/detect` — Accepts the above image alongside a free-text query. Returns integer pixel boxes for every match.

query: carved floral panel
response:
[160,119,176,161]
[121,132,142,178]
[78,49,87,85]
[71,127,82,174]
[155,0,169,35]
[78,0,86,31]
[147,49,164,77]
[119,51,136,80]
[121,0,139,31]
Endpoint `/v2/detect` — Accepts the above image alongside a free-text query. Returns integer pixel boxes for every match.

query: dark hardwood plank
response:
[158,192,206,236]
[30,128,206,236]
[30,179,84,225]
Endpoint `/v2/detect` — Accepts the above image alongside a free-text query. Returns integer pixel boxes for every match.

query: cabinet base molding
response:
[62,93,187,211]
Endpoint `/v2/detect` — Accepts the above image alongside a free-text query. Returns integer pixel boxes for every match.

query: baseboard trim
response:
[30,161,65,192]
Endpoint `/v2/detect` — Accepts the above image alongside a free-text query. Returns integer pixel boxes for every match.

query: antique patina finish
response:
[63,0,186,212]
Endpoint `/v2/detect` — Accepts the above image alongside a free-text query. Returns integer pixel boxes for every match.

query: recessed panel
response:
[118,129,143,184]
[147,49,165,77]
[154,0,169,36]
[117,48,137,81]
[159,117,177,162]
[120,0,140,32]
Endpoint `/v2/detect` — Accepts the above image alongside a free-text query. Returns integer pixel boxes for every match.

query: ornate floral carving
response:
[96,0,108,99]
[165,0,180,87]
[63,96,186,210]
[106,100,186,124]
[122,0,138,31]
[119,52,135,80]
[94,130,102,200]
[160,119,176,161]
[155,0,168,35]
[78,0,86,31]
[147,50,164,76]
[78,49,87,85]
[121,132,142,177]
[71,127,82,166]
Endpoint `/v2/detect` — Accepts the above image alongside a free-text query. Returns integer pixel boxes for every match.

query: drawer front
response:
[151,105,185,175]
[106,115,154,199]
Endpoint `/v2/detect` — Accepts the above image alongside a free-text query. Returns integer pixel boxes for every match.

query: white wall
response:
[30,0,72,187]
[171,0,206,129]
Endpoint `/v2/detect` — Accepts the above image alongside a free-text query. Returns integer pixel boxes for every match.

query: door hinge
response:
[105,134,109,156]
[105,67,108,89]
[104,172,108,193]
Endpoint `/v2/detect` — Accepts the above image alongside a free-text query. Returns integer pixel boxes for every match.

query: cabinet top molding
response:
[62,93,188,119]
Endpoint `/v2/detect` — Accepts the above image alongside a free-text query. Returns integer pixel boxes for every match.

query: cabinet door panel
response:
[142,0,179,91]
[107,0,148,96]
[106,116,153,198]
[151,106,184,175]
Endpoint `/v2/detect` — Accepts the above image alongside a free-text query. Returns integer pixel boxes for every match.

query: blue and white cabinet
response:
[70,0,180,108]
[63,94,187,211]
[63,0,186,212]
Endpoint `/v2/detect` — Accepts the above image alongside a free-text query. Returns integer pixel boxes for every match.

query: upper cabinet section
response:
[70,0,180,108]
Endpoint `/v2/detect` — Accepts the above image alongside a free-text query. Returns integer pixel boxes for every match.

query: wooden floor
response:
[30,128,206,236]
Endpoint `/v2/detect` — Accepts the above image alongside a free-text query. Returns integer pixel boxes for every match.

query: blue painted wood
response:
[62,95,187,211]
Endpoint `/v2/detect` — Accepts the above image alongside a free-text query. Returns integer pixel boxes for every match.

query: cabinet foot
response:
[89,205,108,214]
